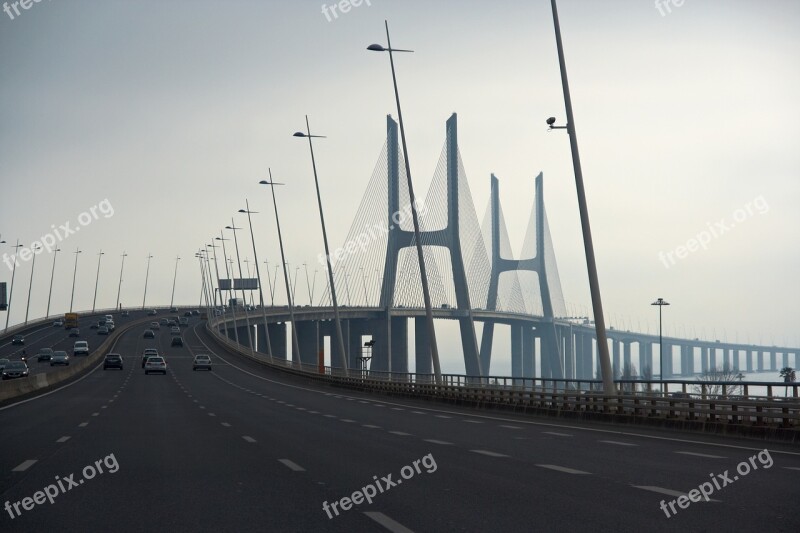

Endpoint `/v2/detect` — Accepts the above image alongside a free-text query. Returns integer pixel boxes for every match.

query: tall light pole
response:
[216,234,240,345]
[259,171,301,361]
[239,202,273,360]
[195,252,209,307]
[91,250,104,313]
[69,248,81,313]
[368,23,442,382]
[115,252,127,311]
[226,220,254,352]
[169,255,180,309]
[303,263,313,305]
[264,259,275,306]
[293,117,349,372]
[652,298,670,381]
[206,244,220,308]
[45,247,61,318]
[4,240,22,331]
[142,254,153,310]
[548,0,614,394]
[24,244,41,324]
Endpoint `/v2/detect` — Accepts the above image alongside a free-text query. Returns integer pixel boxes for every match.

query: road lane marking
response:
[340,419,357,423]
[324,414,337,418]
[600,440,638,447]
[632,485,721,502]
[56,436,71,443]
[471,450,508,458]
[783,467,800,471]
[363,424,381,429]
[434,415,451,419]
[364,511,415,533]
[12,460,37,472]
[221,422,231,427]
[278,459,306,472]
[675,452,726,459]
[78,422,88,427]
[208,413,216,416]
[536,464,590,474]
[463,420,483,424]
[91,412,99,417]
[543,431,572,437]
[424,439,453,445]
[242,436,256,443]
[499,425,521,430]
[389,431,412,436]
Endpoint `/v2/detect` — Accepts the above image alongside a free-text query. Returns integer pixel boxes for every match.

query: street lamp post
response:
[45,247,61,318]
[142,254,153,310]
[548,0,614,394]
[264,259,275,306]
[368,23,442,383]
[170,256,180,309]
[239,202,273,360]
[69,248,82,313]
[259,171,301,362]
[91,250,104,313]
[303,263,313,305]
[226,220,254,353]
[293,118,349,373]
[4,240,22,331]
[115,252,127,311]
[216,234,240,345]
[24,244,41,324]
[652,297,670,382]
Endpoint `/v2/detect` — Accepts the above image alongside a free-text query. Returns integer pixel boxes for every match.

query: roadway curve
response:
[1,319,798,532]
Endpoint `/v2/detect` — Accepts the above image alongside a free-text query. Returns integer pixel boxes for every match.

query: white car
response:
[144,357,167,375]
[193,354,212,371]
[73,341,89,356]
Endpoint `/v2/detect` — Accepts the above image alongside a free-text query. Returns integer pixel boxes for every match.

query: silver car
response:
[51,351,70,366]
[193,354,212,371]
[144,357,167,375]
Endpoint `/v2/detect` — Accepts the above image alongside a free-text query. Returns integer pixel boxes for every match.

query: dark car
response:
[2,361,29,380]
[184,311,192,317]
[103,353,123,370]
[50,351,69,366]
[37,348,55,362]
[11,334,24,345]
[97,326,109,335]
[69,328,81,337]
[171,337,184,347]
[90,322,100,329]
[147,309,157,316]
[143,329,155,339]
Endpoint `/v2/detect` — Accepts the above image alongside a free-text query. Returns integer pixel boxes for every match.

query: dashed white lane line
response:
[463,420,483,424]
[208,413,216,417]
[340,419,357,423]
[78,422,88,427]
[536,464,590,475]
[91,413,99,417]
[242,436,257,443]
[675,451,727,459]
[424,439,453,446]
[389,431,412,436]
[600,440,638,447]
[221,422,231,427]
[543,431,572,437]
[323,414,337,418]
[632,485,721,502]
[364,511,415,533]
[434,415,451,419]
[363,424,381,429]
[470,450,508,458]
[278,459,306,472]
[308,410,319,414]
[499,425,521,430]
[56,436,71,443]
[411,411,425,415]
[783,467,800,471]
[391,408,405,411]
[12,460,37,472]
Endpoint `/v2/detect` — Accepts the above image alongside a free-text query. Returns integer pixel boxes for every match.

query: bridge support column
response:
[511,323,523,380]
[236,326,251,348]
[681,345,693,377]
[701,346,709,373]
[255,324,272,356]
[348,319,364,371]
[722,349,730,372]
[266,323,286,359]
[391,316,408,375]
[522,326,535,379]
[769,351,776,371]
[295,321,319,367]
[582,334,593,380]
[662,343,673,379]
[732,349,740,372]
[612,341,620,378]
[747,350,754,372]
[414,316,432,378]
[564,330,574,380]
[623,341,631,374]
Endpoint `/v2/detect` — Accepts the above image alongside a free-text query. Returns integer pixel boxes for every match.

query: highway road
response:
[1,319,798,532]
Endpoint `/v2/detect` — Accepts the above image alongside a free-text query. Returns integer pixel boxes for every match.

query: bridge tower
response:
[376,113,482,377]
[479,174,564,378]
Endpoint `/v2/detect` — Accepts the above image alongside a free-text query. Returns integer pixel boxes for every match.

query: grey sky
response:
[2,1,798,372]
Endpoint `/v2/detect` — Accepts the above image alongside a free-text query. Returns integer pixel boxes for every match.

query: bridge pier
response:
[700,346,709,373]
[662,343,673,379]
[769,351,776,372]
[612,340,620,378]
[511,323,523,380]
[623,341,632,374]
[732,348,740,372]
[266,323,286,360]
[523,327,535,379]
[415,316,432,377]
[391,316,409,375]
[643,341,654,378]
[564,329,574,380]
[295,321,319,367]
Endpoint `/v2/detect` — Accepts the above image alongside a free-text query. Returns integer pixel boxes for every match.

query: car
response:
[121,310,129,317]
[191,310,200,316]
[167,320,178,328]
[90,322,100,329]
[150,321,160,330]
[97,326,109,335]
[73,341,89,356]
[11,334,24,345]
[37,348,54,362]
[147,309,157,316]
[171,337,184,347]
[143,329,155,339]
[170,326,180,335]
[159,318,169,326]
[0,358,10,371]
[144,357,167,375]
[52,319,64,327]
[193,354,212,371]
[69,328,81,337]
[141,348,159,368]
[179,317,189,327]
[171,307,179,312]
[104,314,114,322]
[50,351,69,366]
[105,321,115,332]
[184,311,192,317]
[2,361,29,380]
[103,353,123,370]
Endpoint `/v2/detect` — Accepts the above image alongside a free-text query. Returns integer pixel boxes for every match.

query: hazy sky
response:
[2,1,799,369]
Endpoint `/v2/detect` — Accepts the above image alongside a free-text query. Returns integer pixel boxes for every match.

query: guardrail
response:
[205,322,800,440]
